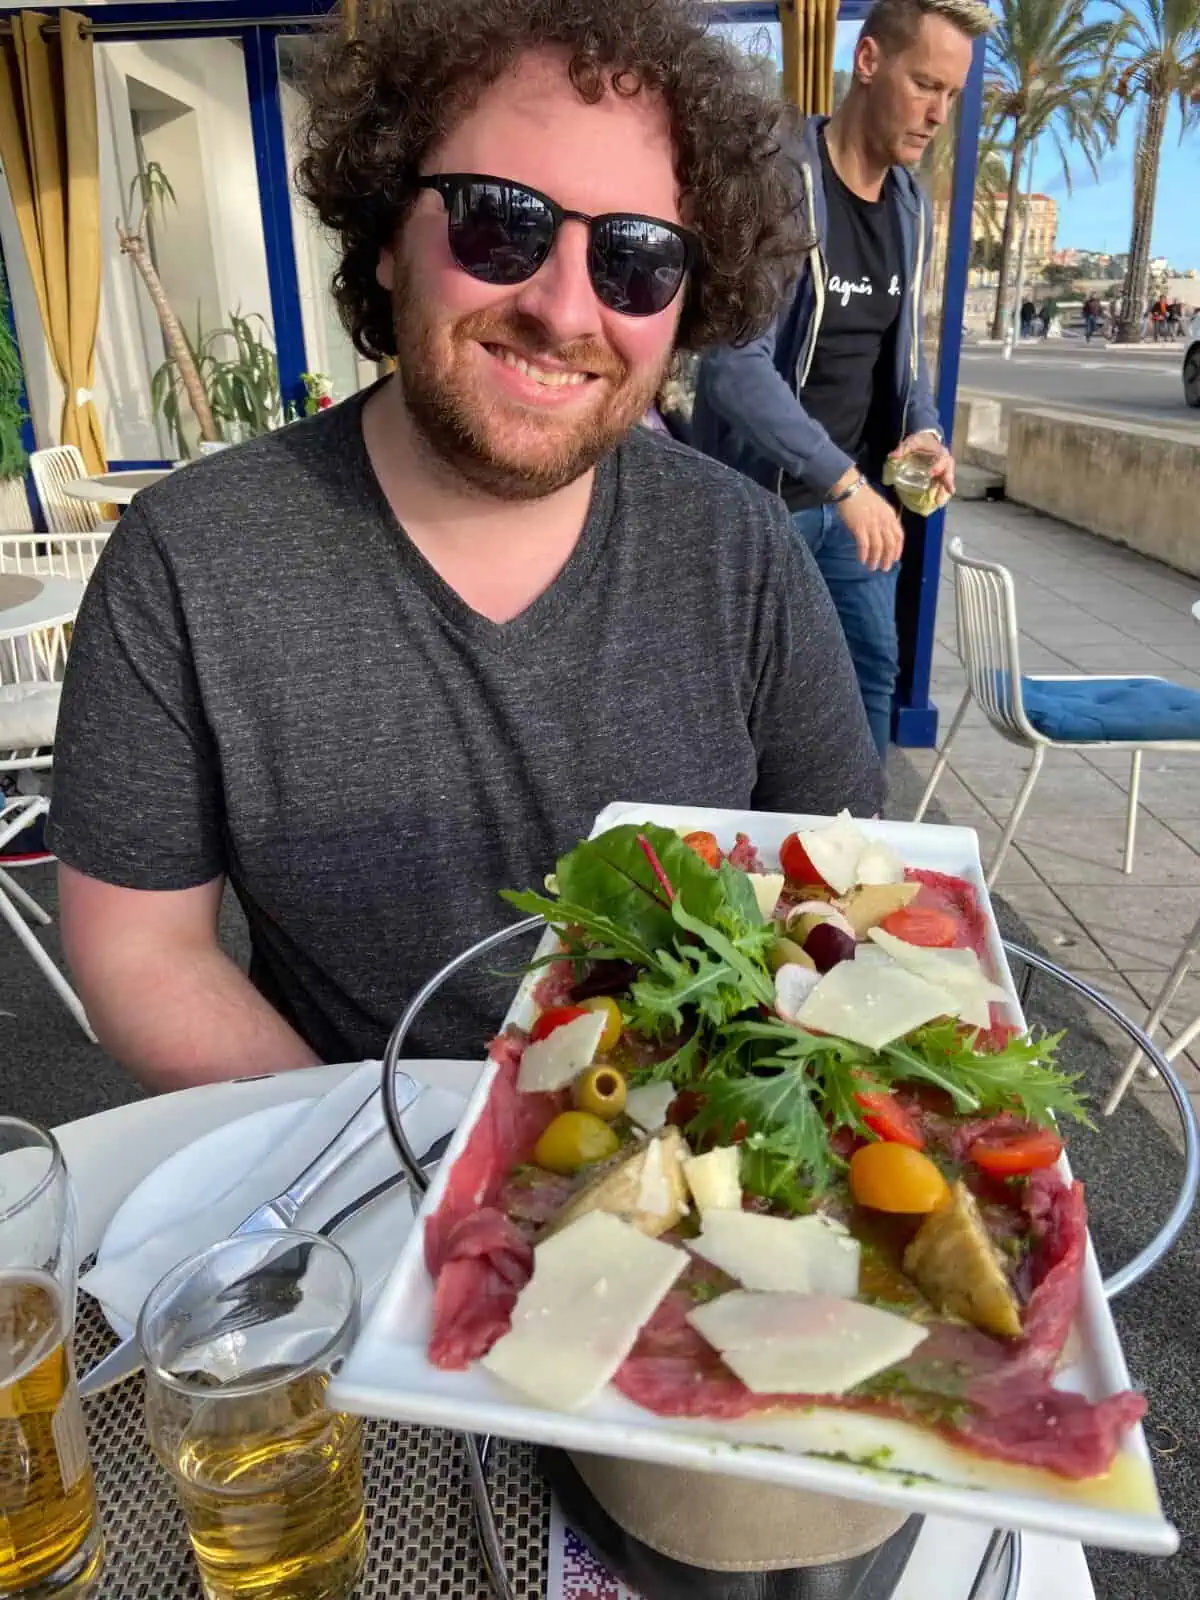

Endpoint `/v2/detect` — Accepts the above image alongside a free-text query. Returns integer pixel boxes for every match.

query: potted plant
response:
[0,263,29,484]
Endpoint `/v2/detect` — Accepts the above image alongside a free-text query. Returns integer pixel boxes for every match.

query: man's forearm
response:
[77,942,321,1091]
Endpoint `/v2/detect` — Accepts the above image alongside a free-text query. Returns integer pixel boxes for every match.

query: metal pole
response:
[1002,140,1036,362]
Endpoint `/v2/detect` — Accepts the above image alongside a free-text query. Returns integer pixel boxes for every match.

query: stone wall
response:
[1004,409,1200,577]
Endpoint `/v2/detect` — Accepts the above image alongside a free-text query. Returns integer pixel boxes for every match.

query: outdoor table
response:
[0,571,86,639]
[61,1065,1100,1600]
[61,468,173,506]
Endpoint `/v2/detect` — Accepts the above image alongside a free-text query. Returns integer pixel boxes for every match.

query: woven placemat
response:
[74,1296,550,1598]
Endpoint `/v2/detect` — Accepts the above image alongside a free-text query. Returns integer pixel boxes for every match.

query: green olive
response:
[768,936,815,973]
[573,1064,628,1120]
[534,1111,620,1175]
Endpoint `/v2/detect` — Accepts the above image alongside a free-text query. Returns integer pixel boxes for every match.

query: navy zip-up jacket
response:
[691,115,944,499]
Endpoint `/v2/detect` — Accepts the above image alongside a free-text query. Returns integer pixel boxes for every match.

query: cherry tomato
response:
[854,1091,925,1149]
[779,832,825,886]
[849,1143,950,1213]
[579,994,624,1052]
[682,830,722,869]
[878,905,961,948]
[529,1004,589,1044]
[969,1126,1063,1176]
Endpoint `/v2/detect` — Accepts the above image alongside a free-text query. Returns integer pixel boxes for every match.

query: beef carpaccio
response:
[422,816,1146,1490]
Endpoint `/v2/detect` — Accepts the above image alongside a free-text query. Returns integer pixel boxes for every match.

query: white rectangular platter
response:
[330,802,1177,1557]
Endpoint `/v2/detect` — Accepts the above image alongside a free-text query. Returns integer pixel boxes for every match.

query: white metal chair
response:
[0,613,95,1040]
[0,531,110,583]
[1106,913,1200,1114]
[29,445,107,536]
[914,538,1200,889]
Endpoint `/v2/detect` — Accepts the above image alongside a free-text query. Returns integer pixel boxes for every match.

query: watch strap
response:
[827,474,866,506]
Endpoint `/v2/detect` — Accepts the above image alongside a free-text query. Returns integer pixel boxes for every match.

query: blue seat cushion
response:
[1020,676,1200,742]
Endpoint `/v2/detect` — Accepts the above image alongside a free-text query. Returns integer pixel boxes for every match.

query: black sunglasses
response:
[415,173,696,318]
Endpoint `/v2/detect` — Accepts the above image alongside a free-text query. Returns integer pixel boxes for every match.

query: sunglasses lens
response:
[444,180,554,285]
[590,218,689,316]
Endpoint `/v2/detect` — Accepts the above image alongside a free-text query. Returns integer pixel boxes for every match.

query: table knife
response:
[79,1072,422,1398]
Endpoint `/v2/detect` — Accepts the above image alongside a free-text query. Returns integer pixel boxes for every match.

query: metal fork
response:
[184,1128,460,1348]
[80,1073,423,1397]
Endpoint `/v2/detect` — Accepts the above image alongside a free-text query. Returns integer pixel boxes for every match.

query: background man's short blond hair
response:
[862,0,995,52]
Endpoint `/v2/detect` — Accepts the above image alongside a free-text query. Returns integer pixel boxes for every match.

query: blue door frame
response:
[0,0,981,746]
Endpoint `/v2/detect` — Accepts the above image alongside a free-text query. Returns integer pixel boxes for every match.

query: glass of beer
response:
[0,1116,104,1597]
[137,1231,366,1600]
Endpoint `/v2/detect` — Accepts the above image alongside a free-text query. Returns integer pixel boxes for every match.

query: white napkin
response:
[80,1061,471,1332]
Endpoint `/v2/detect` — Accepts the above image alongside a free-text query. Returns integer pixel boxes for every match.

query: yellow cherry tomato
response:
[534,1111,620,1175]
[580,994,624,1053]
[572,1064,627,1121]
[849,1142,951,1214]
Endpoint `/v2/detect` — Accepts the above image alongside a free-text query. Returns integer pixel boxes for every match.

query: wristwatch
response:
[826,474,866,506]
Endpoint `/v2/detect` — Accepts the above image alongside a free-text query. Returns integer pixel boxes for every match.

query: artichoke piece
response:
[902,1180,1023,1339]
[543,1126,691,1240]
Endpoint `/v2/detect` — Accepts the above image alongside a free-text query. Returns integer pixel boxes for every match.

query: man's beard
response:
[390,261,667,501]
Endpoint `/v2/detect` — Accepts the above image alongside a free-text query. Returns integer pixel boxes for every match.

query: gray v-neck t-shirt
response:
[47,394,882,1062]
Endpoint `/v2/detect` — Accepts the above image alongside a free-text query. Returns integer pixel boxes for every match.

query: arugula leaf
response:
[669,899,775,1006]
[687,1065,837,1193]
[630,1029,706,1086]
[739,1136,822,1213]
[628,946,760,1035]
[499,889,656,968]
[885,1020,1090,1127]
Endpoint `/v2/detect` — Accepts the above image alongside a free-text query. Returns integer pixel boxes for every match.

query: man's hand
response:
[891,432,956,504]
[829,469,905,572]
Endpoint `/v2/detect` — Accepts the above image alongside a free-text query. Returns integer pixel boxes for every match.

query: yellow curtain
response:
[0,9,106,471]
[780,0,839,117]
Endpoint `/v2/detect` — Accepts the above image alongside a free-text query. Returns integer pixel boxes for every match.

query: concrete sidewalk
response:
[911,497,1200,1135]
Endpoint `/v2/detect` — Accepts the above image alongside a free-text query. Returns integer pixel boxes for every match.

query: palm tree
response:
[984,0,1121,340]
[1109,0,1200,342]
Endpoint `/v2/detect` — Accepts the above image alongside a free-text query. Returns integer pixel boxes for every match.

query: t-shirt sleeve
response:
[46,504,226,889]
[749,508,885,817]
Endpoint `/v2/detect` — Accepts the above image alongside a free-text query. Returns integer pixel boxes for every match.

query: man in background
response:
[692,0,992,755]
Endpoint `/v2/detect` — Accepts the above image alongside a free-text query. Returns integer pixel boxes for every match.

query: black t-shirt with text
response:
[784,132,904,512]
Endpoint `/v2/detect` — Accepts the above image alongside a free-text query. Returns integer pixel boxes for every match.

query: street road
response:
[958,340,1198,432]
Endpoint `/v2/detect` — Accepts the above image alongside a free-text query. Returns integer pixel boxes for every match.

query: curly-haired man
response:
[48,0,881,1088]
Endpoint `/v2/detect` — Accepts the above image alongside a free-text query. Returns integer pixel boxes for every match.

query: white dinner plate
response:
[96,1085,471,1339]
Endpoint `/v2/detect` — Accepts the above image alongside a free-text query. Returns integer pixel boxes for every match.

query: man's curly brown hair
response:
[296,0,804,358]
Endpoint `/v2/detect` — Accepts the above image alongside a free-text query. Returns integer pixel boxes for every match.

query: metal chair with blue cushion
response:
[913,538,1200,888]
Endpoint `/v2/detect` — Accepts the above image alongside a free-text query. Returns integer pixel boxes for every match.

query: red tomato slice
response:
[878,905,961,948]
[854,1091,925,1149]
[529,1005,589,1044]
[969,1126,1064,1176]
[682,830,722,869]
[780,831,826,886]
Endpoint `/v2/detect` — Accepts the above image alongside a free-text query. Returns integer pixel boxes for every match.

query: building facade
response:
[972,191,1058,273]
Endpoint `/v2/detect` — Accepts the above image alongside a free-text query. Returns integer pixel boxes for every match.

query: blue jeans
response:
[792,504,899,756]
